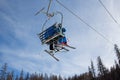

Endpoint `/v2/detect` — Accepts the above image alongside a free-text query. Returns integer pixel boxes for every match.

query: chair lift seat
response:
[38,23,64,44]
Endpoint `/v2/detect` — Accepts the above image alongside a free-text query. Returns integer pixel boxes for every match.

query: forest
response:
[0,44,120,80]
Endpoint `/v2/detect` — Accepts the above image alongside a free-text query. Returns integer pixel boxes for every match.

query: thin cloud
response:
[0,0,120,77]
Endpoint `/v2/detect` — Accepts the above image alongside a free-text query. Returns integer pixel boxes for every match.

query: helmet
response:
[62,28,66,32]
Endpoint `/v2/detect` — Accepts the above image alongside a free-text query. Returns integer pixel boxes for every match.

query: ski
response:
[61,47,69,51]
[54,47,69,53]
[44,50,59,61]
[65,45,76,49]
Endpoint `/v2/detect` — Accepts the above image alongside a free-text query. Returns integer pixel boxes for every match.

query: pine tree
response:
[7,71,14,80]
[7,72,13,80]
[88,66,93,80]
[15,75,19,80]
[114,60,120,80]
[19,70,24,80]
[39,73,43,80]
[44,73,48,80]
[114,44,120,65]
[90,60,96,79]
[97,56,108,80]
[25,72,29,80]
[58,75,63,80]
[0,63,7,80]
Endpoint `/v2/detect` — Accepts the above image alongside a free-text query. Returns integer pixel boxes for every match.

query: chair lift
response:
[36,0,75,61]
[37,11,76,61]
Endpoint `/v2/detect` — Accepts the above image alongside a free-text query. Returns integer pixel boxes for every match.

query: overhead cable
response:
[56,0,114,45]
[98,0,120,27]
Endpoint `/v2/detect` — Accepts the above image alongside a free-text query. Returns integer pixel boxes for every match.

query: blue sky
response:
[0,0,120,77]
